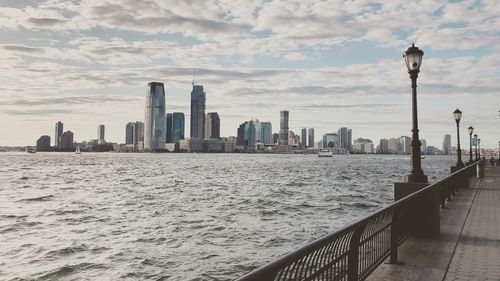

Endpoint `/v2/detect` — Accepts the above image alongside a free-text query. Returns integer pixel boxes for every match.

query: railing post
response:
[390,207,399,263]
[348,226,365,281]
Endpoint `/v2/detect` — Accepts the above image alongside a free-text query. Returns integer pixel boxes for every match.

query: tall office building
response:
[172,112,185,143]
[323,133,338,148]
[190,85,206,139]
[237,123,247,146]
[279,110,289,145]
[98,125,105,141]
[245,120,256,151]
[420,139,427,155]
[125,122,134,144]
[400,136,412,154]
[205,112,220,139]
[60,131,74,149]
[261,122,272,145]
[144,82,166,151]
[338,127,353,152]
[133,121,144,151]
[301,128,307,147]
[442,134,451,155]
[55,121,63,147]
[308,128,314,148]
[388,138,399,153]
[166,113,173,143]
[379,139,389,153]
[253,120,262,142]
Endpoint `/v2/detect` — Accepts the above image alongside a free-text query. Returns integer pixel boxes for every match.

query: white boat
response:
[25,146,37,154]
[318,149,333,157]
[75,146,82,154]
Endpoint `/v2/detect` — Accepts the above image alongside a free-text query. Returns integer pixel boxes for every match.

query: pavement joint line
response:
[441,177,482,281]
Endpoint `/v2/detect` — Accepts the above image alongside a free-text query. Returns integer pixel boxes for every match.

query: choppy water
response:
[0,153,455,281]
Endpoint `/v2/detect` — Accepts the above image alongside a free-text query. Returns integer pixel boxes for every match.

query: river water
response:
[0,153,455,281]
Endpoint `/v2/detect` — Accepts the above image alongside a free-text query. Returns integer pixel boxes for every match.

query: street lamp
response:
[468,126,474,164]
[453,109,464,168]
[478,138,481,159]
[403,43,427,183]
[498,140,500,163]
[474,134,478,161]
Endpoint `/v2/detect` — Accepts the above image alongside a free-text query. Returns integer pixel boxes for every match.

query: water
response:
[0,153,455,281]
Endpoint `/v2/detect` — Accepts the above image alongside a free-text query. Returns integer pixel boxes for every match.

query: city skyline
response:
[0,1,499,148]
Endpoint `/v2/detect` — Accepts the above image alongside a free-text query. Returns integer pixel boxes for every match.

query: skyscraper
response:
[245,120,256,151]
[190,85,206,139]
[338,127,352,152]
[400,136,412,154]
[323,133,338,148]
[261,122,272,144]
[134,121,144,151]
[172,112,185,144]
[166,113,173,143]
[301,128,307,147]
[379,139,389,153]
[60,131,74,149]
[98,125,105,141]
[279,110,289,145]
[205,112,220,139]
[420,139,427,155]
[36,135,51,151]
[55,121,63,147]
[125,122,134,145]
[308,128,314,148]
[443,134,452,155]
[144,82,166,151]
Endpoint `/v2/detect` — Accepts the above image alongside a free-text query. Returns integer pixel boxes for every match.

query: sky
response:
[0,0,499,148]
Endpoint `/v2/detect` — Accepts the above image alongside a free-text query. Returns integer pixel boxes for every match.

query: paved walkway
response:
[444,166,500,281]
[368,165,500,281]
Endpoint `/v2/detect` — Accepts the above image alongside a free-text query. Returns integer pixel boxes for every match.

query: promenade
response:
[369,165,500,281]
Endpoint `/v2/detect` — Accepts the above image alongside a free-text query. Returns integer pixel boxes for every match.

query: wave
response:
[37,263,106,280]
[18,195,54,202]
[45,244,89,258]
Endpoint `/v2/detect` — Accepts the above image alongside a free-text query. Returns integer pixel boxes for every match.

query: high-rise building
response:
[261,122,272,145]
[60,131,74,149]
[279,110,289,145]
[442,134,451,155]
[172,112,185,144]
[323,133,338,148]
[36,135,51,151]
[420,139,427,155]
[348,129,352,152]
[205,112,220,139]
[166,113,173,143]
[301,128,307,147]
[98,125,105,141]
[190,85,206,139]
[144,82,166,151]
[338,127,350,150]
[379,139,389,153]
[55,121,63,147]
[133,121,144,151]
[126,122,134,145]
[308,128,314,148]
[245,120,256,151]
[237,123,247,146]
[400,136,412,154]
[388,138,399,153]
[254,119,262,142]
[272,133,279,144]
[289,130,299,145]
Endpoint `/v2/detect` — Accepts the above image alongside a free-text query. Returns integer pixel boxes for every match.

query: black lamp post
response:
[403,44,427,183]
[478,138,481,159]
[468,126,474,164]
[453,109,464,168]
[498,140,500,162]
[474,134,478,160]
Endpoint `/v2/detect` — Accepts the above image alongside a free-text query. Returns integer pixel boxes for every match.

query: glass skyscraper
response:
[308,128,315,148]
[125,122,134,145]
[205,112,220,139]
[190,85,206,139]
[98,125,105,141]
[166,113,173,143]
[261,122,272,145]
[172,112,185,144]
[279,110,289,145]
[144,82,166,151]
[55,121,63,147]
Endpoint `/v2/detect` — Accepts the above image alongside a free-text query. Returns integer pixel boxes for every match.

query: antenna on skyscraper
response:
[192,68,195,86]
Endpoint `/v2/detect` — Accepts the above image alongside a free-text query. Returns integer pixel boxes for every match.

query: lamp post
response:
[453,109,464,168]
[498,140,500,164]
[468,126,474,164]
[403,44,427,183]
[478,138,481,159]
[474,134,478,161]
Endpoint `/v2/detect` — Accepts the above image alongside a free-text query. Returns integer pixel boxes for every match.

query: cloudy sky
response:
[0,0,499,148]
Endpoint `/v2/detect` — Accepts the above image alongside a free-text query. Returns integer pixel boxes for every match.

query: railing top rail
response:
[236,160,479,280]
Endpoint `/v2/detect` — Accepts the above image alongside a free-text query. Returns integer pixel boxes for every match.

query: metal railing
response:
[236,161,480,281]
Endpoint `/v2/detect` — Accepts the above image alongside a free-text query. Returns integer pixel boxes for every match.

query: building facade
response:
[279,110,289,145]
[308,128,314,148]
[301,128,307,147]
[190,85,206,139]
[134,121,144,151]
[125,122,134,145]
[442,134,451,155]
[172,112,185,144]
[261,122,272,145]
[166,113,173,143]
[144,82,166,151]
[205,112,220,139]
[36,135,51,151]
[55,121,63,147]
[98,125,105,142]
[60,131,74,149]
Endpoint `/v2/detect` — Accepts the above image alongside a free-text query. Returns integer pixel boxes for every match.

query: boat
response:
[25,146,37,154]
[318,149,333,157]
[75,146,82,154]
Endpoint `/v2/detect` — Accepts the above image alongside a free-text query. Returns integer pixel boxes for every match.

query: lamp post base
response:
[405,173,428,184]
